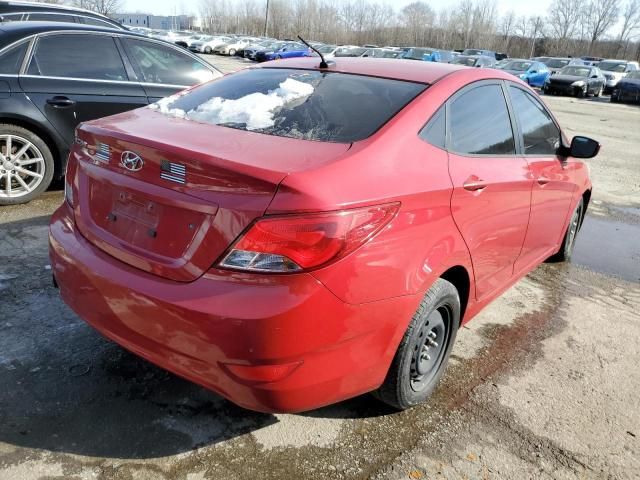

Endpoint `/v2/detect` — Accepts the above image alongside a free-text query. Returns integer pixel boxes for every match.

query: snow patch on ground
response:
[150,78,314,130]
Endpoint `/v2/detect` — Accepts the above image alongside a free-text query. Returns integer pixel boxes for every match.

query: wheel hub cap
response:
[410,308,449,391]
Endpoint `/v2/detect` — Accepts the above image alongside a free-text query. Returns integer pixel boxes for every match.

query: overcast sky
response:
[122,0,554,18]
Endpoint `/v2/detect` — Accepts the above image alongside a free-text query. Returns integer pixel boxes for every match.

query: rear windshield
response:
[152,68,427,143]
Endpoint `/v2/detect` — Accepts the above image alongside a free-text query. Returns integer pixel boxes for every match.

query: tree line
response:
[38,0,640,59]
[197,0,640,60]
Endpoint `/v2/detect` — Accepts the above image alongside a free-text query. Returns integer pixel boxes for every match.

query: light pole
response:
[263,0,269,37]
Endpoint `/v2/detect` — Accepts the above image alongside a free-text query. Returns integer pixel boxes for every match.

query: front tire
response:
[374,278,461,410]
[595,85,603,97]
[0,124,54,206]
[548,199,584,262]
[228,48,236,56]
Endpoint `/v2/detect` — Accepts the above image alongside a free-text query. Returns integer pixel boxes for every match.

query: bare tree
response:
[616,0,640,56]
[548,0,581,53]
[70,0,123,16]
[401,2,434,46]
[585,0,619,54]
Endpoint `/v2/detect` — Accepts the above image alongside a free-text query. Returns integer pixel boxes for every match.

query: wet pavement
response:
[0,58,639,480]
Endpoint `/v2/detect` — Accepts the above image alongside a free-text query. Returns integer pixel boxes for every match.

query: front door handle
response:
[463,176,487,192]
[537,177,551,185]
[46,96,76,108]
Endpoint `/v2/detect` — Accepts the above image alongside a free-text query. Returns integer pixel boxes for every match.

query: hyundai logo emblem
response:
[120,151,144,172]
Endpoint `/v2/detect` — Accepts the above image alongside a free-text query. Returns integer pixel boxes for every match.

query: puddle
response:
[572,214,640,282]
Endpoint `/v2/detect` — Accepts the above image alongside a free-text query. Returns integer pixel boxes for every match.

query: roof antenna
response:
[298,35,333,69]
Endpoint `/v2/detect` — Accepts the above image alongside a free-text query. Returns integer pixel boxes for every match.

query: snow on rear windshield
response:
[149,68,427,143]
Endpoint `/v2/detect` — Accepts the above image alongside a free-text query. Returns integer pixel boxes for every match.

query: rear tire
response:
[548,198,584,263]
[0,124,54,206]
[373,278,460,410]
[595,85,603,97]
[204,46,212,54]
[228,48,236,56]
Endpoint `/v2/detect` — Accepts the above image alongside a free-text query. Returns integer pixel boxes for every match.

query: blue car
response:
[403,47,441,62]
[611,70,640,104]
[256,42,310,62]
[497,59,550,87]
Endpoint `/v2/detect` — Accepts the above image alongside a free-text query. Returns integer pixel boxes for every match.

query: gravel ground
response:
[0,56,639,480]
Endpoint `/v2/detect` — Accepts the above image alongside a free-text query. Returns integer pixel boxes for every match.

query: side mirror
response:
[568,136,600,159]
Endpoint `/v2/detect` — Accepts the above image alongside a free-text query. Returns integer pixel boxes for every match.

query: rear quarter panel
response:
[267,72,485,306]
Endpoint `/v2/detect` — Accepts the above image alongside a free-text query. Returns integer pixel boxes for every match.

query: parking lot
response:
[1,55,639,480]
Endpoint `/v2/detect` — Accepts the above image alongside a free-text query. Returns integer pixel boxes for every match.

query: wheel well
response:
[440,266,470,323]
[0,117,64,176]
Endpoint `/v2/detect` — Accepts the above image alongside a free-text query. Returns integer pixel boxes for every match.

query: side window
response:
[449,84,515,155]
[0,42,28,74]
[27,13,78,23]
[509,86,560,156]
[27,34,127,81]
[0,13,25,22]
[82,17,117,28]
[419,107,445,150]
[122,38,216,86]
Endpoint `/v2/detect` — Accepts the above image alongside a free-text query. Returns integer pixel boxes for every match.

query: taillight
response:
[218,203,400,273]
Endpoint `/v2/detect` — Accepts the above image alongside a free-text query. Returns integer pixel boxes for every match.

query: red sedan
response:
[49,58,599,413]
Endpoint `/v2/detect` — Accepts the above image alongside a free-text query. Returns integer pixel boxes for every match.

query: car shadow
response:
[0,214,393,460]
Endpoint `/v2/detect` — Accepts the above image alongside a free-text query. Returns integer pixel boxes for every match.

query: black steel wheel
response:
[373,278,461,410]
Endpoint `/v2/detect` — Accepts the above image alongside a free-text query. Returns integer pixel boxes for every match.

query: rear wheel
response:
[373,278,460,410]
[595,85,603,97]
[204,46,212,54]
[228,48,236,56]
[0,124,54,206]
[548,199,584,262]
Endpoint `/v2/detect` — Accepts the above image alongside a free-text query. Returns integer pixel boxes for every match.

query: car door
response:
[447,82,532,300]
[120,37,221,102]
[19,32,148,146]
[507,84,576,272]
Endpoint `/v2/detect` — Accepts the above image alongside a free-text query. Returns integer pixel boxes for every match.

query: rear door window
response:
[0,42,28,74]
[27,13,78,23]
[509,86,560,155]
[152,68,427,143]
[419,107,446,149]
[27,34,127,81]
[449,84,515,155]
[122,38,216,86]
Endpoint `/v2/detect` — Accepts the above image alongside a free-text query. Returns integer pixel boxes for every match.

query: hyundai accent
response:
[49,58,599,413]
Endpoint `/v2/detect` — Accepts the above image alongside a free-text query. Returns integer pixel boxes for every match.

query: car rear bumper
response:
[49,203,418,413]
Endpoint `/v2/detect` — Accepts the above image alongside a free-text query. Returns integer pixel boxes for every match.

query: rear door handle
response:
[463,176,487,192]
[46,96,76,108]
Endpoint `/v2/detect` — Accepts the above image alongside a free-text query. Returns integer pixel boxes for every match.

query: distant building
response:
[114,13,196,30]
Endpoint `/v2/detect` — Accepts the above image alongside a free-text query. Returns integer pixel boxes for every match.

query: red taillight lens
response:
[218,203,400,273]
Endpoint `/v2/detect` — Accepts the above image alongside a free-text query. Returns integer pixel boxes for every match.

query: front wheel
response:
[373,278,460,410]
[548,199,584,262]
[595,85,603,97]
[0,124,54,205]
[228,48,236,56]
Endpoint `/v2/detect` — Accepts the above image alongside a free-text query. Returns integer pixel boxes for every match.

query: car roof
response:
[254,57,474,84]
[0,21,141,47]
[0,0,101,15]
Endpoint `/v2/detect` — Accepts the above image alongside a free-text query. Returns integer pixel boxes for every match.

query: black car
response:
[0,0,125,29]
[541,65,605,98]
[611,71,640,104]
[0,22,222,205]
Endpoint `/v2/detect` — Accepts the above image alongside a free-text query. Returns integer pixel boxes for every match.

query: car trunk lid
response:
[73,108,351,282]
